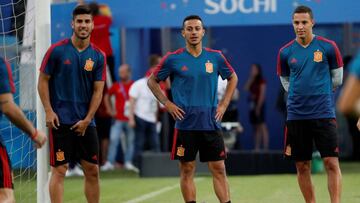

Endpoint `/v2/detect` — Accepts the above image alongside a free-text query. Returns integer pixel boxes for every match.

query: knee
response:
[83,165,99,179]
[323,158,340,172]
[296,161,311,175]
[209,162,226,177]
[180,164,195,179]
[52,165,68,178]
[109,133,119,143]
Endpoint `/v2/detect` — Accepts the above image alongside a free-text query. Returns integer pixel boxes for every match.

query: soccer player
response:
[148,15,237,203]
[338,50,360,120]
[37,5,106,203]
[0,57,47,202]
[277,5,343,203]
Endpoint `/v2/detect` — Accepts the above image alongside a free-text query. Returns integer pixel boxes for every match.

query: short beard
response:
[74,32,90,40]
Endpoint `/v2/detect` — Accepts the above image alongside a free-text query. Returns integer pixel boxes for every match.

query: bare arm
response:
[216,72,238,121]
[147,74,185,120]
[128,96,136,128]
[147,74,170,105]
[86,81,105,121]
[103,93,113,116]
[71,81,104,135]
[37,73,53,113]
[38,72,60,129]
[0,93,46,147]
[337,75,360,116]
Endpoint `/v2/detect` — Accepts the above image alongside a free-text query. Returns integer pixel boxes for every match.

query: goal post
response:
[35,0,51,202]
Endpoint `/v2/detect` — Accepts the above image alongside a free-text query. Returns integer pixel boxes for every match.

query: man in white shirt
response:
[129,72,161,167]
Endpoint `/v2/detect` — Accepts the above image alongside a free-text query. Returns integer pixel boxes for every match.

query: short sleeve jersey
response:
[154,47,234,131]
[108,81,134,121]
[40,39,106,126]
[277,36,343,120]
[0,58,15,143]
[349,50,360,79]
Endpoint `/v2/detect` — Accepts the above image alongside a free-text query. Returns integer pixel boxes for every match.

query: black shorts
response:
[284,119,339,161]
[49,125,99,167]
[0,142,13,189]
[171,130,226,162]
[95,116,111,140]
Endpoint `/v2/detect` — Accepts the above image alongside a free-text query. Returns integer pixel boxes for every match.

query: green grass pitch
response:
[15,162,360,203]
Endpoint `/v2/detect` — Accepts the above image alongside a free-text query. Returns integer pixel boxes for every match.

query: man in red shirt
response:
[89,2,115,82]
[101,64,138,172]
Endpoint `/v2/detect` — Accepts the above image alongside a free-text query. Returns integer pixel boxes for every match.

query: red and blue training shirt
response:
[277,35,343,120]
[40,39,106,126]
[154,47,234,131]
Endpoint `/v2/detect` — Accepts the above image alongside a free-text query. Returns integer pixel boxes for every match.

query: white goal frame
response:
[35,0,51,203]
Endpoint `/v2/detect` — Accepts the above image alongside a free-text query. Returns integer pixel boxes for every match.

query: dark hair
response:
[293,5,313,19]
[88,2,100,16]
[72,4,92,20]
[149,54,161,67]
[182,15,204,29]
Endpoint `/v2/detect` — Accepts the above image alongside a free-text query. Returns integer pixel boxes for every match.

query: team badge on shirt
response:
[285,145,291,156]
[84,58,94,71]
[313,50,323,62]
[177,145,185,157]
[56,149,65,161]
[205,60,213,73]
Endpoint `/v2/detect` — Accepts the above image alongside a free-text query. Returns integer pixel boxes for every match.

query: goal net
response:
[0,0,38,202]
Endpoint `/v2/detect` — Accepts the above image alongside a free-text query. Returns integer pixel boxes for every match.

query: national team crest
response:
[177,145,185,157]
[205,60,213,73]
[313,50,323,62]
[56,150,65,161]
[285,145,292,156]
[84,58,94,71]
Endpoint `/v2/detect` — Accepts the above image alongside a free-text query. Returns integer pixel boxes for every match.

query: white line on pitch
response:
[125,178,204,203]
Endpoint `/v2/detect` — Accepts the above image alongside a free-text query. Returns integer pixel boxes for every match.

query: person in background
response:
[244,63,269,151]
[338,51,360,154]
[129,60,162,168]
[101,64,137,172]
[89,1,115,82]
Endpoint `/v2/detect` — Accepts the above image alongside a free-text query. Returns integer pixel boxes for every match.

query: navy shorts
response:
[49,125,99,166]
[284,119,339,161]
[171,130,226,162]
[0,142,13,189]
